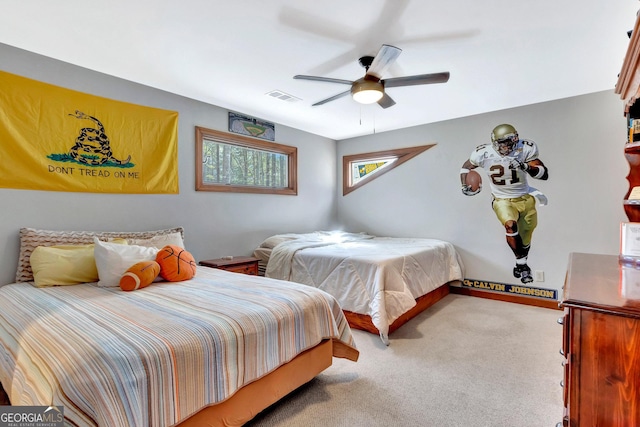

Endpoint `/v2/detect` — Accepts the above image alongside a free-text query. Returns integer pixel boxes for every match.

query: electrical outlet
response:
[534,270,544,282]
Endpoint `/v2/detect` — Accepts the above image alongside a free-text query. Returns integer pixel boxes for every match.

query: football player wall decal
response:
[460,123,549,284]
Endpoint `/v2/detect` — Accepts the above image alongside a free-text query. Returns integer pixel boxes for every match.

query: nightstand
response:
[199,256,259,276]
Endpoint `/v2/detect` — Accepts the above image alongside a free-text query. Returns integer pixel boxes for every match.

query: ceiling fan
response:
[294,44,449,109]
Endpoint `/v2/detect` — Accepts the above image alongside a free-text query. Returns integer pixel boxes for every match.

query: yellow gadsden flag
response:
[0,71,179,193]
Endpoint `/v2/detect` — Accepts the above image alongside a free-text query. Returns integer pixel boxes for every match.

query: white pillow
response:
[93,238,159,287]
[260,234,299,249]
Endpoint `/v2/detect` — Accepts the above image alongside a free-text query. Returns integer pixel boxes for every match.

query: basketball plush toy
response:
[156,245,197,282]
[119,261,161,291]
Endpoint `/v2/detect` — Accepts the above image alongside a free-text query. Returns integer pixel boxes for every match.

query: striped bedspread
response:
[0,267,357,427]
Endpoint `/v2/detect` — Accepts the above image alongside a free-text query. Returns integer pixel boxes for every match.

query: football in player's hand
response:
[465,170,482,192]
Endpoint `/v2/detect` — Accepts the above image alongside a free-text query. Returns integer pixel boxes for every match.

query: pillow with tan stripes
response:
[16,227,184,283]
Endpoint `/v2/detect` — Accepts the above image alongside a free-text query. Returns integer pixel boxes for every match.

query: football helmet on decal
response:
[491,124,519,156]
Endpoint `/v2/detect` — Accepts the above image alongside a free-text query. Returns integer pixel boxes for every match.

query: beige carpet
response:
[246,293,564,427]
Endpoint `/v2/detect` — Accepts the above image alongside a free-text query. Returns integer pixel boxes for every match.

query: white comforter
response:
[265,233,464,343]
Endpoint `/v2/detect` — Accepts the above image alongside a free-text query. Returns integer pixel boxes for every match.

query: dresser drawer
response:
[220,262,258,275]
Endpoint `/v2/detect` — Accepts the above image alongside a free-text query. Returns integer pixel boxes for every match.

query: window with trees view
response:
[196,127,297,195]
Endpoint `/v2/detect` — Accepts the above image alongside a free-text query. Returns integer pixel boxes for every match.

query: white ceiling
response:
[1,1,637,140]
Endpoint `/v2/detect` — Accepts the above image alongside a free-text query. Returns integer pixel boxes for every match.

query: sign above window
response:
[228,112,275,141]
[350,158,398,186]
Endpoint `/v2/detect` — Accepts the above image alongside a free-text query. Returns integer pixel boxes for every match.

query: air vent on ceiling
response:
[266,90,301,103]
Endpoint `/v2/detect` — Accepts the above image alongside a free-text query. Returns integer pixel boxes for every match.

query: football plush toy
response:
[465,170,482,193]
[119,260,161,291]
[156,245,197,282]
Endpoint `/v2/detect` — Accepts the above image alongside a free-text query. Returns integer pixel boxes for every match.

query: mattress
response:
[0,266,357,427]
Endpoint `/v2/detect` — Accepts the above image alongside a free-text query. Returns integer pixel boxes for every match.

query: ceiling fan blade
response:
[383,72,450,88]
[294,75,354,85]
[399,29,480,45]
[367,44,402,79]
[377,93,396,109]
[312,90,351,106]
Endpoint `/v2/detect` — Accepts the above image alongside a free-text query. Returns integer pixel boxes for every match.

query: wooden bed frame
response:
[179,339,334,426]
[344,282,452,336]
[180,339,357,426]
[1,339,358,427]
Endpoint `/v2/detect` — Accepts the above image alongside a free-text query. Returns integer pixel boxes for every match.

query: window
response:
[343,145,436,195]
[196,127,297,195]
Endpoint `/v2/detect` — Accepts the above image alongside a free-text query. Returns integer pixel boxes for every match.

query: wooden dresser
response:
[559,252,640,426]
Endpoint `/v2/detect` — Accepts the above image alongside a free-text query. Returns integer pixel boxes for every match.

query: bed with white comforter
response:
[262,231,464,344]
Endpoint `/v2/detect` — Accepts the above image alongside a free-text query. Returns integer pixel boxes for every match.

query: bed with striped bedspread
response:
[0,266,357,427]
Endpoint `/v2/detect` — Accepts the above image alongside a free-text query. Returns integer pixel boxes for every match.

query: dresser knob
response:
[559,348,565,356]
[556,423,563,427]
[557,317,564,325]
[560,380,564,388]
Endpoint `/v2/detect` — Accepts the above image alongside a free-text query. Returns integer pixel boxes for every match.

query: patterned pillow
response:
[16,227,184,283]
[127,232,184,249]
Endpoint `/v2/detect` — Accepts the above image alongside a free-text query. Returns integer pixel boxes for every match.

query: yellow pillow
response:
[30,239,127,287]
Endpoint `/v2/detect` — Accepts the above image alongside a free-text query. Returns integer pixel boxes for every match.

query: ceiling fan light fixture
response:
[295,44,449,109]
[351,80,383,104]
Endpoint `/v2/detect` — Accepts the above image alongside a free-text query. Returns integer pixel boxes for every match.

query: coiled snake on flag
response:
[68,110,130,165]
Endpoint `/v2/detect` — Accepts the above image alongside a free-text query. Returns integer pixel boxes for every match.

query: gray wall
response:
[0,43,338,285]
[337,90,628,294]
[0,43,628,296]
